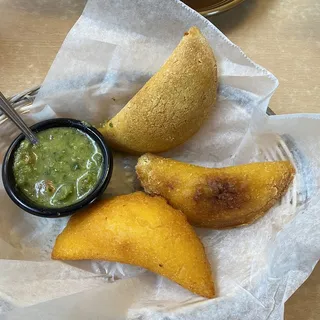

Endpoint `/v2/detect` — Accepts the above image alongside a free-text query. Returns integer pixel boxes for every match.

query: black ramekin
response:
[2,118,113,218]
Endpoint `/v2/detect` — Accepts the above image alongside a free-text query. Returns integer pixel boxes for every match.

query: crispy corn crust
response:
[136,154,295,229]
[99,27,217,154]
[52,192,215,298]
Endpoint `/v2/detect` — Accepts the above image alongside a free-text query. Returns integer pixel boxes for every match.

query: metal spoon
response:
[0,91,38,144]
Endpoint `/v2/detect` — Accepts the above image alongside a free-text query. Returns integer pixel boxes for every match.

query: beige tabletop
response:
[0,0,319,318]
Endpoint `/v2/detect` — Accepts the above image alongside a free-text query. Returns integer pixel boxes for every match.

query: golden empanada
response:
[136,154,295,228]
[52,192,214,298]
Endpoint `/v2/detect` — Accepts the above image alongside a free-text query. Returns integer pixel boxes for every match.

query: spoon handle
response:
[0,91,38,144]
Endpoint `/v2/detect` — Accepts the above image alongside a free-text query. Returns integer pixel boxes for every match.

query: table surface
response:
[0,0,319,318]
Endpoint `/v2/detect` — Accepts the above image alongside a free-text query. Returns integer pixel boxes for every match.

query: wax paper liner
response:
[0,1,319,319]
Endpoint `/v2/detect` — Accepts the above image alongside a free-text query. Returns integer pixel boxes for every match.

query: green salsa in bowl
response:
[2,119,113,218]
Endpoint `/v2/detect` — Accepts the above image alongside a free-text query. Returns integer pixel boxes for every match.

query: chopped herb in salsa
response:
[13,127,103,208]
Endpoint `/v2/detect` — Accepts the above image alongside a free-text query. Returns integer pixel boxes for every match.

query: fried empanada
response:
[99,27,217,154]
[136,154,295,229]
[52,192,214,298]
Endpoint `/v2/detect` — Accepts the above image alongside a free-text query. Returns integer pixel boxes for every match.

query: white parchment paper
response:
[0,1,319,319]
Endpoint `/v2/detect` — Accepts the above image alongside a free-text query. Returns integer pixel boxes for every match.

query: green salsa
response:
[13,127,103,208]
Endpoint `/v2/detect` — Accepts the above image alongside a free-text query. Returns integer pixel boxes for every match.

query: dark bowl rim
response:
[1,118,113,218]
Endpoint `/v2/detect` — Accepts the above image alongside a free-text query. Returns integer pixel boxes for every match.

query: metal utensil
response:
[0,91,38,144]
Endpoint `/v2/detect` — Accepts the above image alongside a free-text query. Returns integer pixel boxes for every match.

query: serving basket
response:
[1,81,315,320]
[0,86,40,126]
